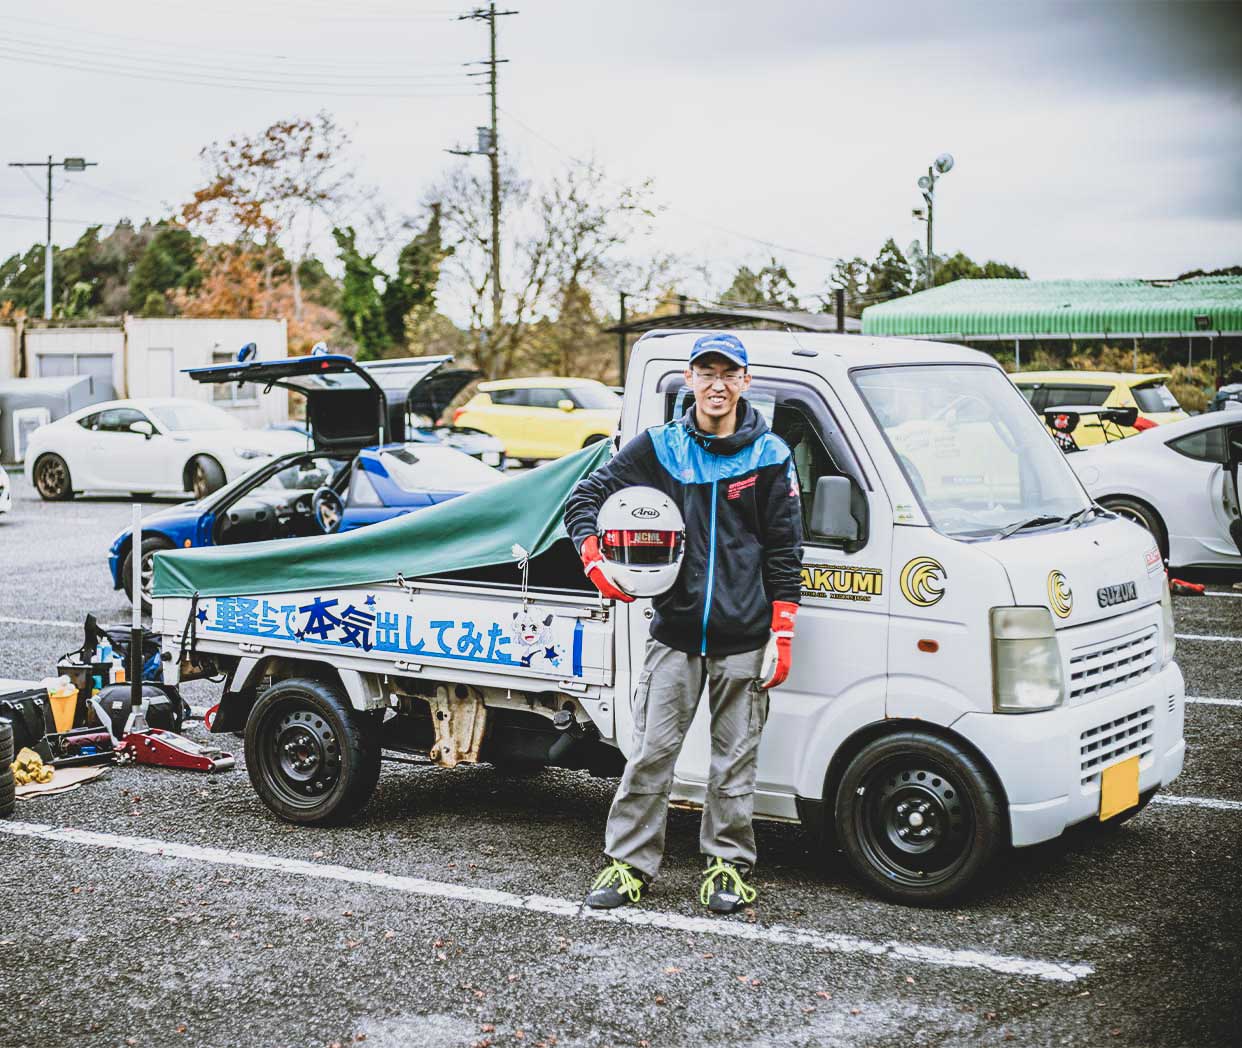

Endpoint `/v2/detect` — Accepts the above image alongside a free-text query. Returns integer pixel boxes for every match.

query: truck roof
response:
[631,329,997,372]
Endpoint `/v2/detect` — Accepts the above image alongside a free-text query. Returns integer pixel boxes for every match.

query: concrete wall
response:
[0,325,16,379]
[19,316,289,429]
[124,317,289,428]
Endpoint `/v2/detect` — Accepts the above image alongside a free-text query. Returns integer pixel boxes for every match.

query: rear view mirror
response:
[811,475,866,551]
[557,399,576,413]
[129,420,155,439]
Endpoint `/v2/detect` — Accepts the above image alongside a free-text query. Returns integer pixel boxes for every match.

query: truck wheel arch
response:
[208,655,346,734]
[799,718,1011,852]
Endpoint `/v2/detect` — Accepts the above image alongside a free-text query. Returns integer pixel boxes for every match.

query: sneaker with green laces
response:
[699,857,756,914]
[585,859,647,909]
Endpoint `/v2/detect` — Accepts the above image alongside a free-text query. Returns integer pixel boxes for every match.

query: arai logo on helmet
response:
[631,506,659,518]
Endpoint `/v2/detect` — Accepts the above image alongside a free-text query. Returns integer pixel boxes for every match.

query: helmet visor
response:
[601,528,684,567]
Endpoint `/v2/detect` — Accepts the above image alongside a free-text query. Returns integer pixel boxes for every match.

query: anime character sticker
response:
[510,607,564,669]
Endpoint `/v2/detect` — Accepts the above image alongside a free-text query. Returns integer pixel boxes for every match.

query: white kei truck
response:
[152,331,1186,904]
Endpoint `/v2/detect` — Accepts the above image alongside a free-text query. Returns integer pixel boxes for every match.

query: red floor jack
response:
[90,506,235,774]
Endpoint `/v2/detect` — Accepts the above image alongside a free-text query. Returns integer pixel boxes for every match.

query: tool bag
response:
[0,688,57,756]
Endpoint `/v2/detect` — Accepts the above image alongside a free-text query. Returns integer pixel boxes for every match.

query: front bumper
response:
[953,661,1185,847]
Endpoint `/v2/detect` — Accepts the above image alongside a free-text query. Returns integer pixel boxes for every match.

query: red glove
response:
[759,601,798,690]
[580,535,634,603]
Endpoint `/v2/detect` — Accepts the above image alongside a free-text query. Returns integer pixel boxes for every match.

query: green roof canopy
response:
[861,277,1242,340]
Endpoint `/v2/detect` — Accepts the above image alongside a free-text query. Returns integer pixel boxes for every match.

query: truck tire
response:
[122,536,175,611]
[33,453,73,500]
[0,718,13,765]
[188,455,226,499]
[834,730,1005,906]
[244,677,381,826]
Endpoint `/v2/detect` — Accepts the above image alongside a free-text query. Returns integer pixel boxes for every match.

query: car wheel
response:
[244,677,381,825]
[189,456,226,499]
[33,453,73,501]
[834,730,1005,905]
[1099,497,1168,562]
[122,536,175,611]
[581,434,607,448]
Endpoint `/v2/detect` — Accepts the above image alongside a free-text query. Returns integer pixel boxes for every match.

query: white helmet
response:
[597,486,685,597]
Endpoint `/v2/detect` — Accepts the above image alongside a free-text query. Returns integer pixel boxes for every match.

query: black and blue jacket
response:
[564,398,804,657]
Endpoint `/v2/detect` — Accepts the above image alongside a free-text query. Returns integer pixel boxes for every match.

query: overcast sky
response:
[1,0,1239,318]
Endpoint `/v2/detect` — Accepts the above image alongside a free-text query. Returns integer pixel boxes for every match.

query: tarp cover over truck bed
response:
[152,441,610,599]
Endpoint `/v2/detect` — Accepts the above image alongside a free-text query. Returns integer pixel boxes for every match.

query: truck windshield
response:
[854,364,1089,539]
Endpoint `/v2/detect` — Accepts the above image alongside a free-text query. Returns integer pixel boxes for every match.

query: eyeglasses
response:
[691,370,746,388]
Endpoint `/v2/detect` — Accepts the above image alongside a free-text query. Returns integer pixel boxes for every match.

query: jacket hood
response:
[680,396,768,456]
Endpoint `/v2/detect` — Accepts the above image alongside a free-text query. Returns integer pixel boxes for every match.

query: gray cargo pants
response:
[604,638,768,880]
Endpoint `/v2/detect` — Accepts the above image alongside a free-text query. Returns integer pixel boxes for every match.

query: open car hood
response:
[185,354,458,452]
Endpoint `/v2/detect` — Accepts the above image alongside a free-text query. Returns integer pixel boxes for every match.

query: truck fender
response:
[337,668,388,711]
[789,681,887,802]
[884,673,985,727]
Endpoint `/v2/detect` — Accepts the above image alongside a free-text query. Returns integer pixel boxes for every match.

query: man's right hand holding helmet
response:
[580,536,636,602]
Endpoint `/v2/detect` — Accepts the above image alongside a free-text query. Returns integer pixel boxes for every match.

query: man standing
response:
[564,333,804,913]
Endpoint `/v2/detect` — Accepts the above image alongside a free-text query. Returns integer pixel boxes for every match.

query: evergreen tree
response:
[718,257,799,308]
[381,204,451,350]
[332,226,389,360]
[866,238,913,302]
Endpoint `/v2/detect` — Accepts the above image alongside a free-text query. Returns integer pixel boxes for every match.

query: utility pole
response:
[8,155,97,319]
[455,3,516,350]
[914,152,954,290]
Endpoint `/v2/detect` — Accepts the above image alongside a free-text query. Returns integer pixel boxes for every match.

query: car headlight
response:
[1159,575,1176,666]
[990,606,1065,713]
[482,451,501,467]
[233,446,270,460]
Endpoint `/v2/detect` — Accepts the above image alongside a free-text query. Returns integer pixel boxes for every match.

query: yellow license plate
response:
[1100,755,1140,820]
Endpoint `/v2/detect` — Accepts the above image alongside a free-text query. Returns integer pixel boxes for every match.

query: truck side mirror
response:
[557,399,576,413]
[810,475,865,550]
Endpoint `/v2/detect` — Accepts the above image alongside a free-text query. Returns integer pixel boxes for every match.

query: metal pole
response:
[44,155,53,320]
[131,503,142,707]
[835,288,846,333]
[487,1,503,347]
[1133,337,1138,372]
[617,291,628,385]
[1015,338,1021,371]
[926,167,935,289]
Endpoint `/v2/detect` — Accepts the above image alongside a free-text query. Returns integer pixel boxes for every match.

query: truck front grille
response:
[1080,705,1155,786]
[1068,626,1158,701]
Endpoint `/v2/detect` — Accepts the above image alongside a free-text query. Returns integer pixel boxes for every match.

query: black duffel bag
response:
[0,688,57,756]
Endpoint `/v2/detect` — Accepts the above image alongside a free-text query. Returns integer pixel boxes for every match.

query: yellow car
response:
[1012,371,1187,445]
[453,377,621,463]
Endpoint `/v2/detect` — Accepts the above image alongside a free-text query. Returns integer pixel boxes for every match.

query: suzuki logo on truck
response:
[1097,581,1138,608]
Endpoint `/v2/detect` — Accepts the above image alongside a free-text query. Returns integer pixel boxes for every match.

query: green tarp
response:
[152,440,611,599]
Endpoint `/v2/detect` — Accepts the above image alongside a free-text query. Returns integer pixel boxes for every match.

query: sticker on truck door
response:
[899,557,947,607]
[1047,570,1073,618]
[800,563,884,603]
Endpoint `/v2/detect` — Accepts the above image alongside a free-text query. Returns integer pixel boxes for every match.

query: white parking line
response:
[1187,696,1242,708]
[0,820,1094,984]
[0,615,79,629]
[1175,633,1242,643]
[1200,591,1242,599]
[1152,795,1242,812]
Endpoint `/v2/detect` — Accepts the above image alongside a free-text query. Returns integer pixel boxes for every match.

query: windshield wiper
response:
[993,514,1064,540]
[1065,505,1104,529]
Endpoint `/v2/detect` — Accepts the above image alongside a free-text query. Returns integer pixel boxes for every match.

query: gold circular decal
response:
[1047,570,1073,618]
[899,556,947,607]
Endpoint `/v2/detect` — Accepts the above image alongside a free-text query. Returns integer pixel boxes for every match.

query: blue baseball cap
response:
[689,333,748,370]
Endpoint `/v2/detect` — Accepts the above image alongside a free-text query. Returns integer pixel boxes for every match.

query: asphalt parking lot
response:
[1,473,1240,1048]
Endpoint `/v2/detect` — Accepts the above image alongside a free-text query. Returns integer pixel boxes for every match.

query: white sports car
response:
[24,398,305,501]
[1068,410,1242,569]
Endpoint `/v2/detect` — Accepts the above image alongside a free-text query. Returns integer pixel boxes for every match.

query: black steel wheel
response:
[244,677,381,825]
[835,731,1004,905]
[189,456,226,499]
[33,453,73,500]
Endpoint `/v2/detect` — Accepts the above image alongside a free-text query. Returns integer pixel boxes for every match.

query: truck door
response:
[625,364,891,817]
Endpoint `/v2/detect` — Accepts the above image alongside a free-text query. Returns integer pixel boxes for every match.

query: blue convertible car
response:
[109,352,504,605]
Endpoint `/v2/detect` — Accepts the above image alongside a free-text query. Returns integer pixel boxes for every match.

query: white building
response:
[5,316,289,429]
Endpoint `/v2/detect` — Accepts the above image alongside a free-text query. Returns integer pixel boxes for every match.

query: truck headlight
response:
[1160,576,1176,666]
[990,607,1065,713]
